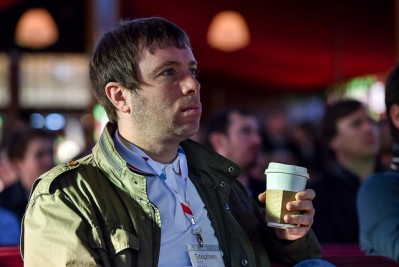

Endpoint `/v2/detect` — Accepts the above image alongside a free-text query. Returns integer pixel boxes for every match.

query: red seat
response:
[321,243,398,267]
[271,243,399,267]
[324,255,399,267]
[2,244,397,267]
[0,246,23,267]
[321,243,365,257]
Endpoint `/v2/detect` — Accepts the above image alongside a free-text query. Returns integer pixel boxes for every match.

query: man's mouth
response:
[181,104,202,114]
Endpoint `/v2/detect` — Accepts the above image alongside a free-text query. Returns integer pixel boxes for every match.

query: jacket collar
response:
[92,122,242,186]
[113,129,189,180]
[113,130,156,176]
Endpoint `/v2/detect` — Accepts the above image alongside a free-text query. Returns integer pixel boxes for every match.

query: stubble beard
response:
[130,94,186,144]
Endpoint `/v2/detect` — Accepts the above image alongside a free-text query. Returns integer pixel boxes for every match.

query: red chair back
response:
[0,246,23,267]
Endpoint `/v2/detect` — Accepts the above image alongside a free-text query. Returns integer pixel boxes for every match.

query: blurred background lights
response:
[93,104,108,141]
[207,10,250,52]
[30,113,45,128]
[368,81,386,115]
[45,113,65,131]
[327,74,386,120]
[56,139,80,163]
[14,8,59,50]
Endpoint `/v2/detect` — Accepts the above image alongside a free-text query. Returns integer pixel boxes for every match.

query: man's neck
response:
[118,125,181,164]
[337,156,376,182]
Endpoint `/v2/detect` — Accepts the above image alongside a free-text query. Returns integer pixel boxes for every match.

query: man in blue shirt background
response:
[357,64,399,261]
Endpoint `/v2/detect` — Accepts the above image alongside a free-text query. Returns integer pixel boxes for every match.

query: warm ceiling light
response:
[14,8,59,50]
[207,10,250,52]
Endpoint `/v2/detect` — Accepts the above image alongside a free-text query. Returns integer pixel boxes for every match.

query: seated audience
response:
[0,145,18,192]
[261,106,301,165]
[206,107,266,202]
[309,99,384,243]
[357,64,399,261]
[0,127,55,224]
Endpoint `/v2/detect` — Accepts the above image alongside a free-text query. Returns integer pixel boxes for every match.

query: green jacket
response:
[22,123,321,267]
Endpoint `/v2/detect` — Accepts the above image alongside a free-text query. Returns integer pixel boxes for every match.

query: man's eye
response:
[190,68,199,78]
[351,119,362,128]
[241,127,251,135]
[161,69,175,76]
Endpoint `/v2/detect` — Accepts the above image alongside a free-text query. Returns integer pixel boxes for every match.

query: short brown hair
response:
[89,17,192,123]
[321,99,364,160]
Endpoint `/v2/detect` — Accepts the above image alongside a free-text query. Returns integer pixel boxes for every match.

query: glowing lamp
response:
[207,11,250,52]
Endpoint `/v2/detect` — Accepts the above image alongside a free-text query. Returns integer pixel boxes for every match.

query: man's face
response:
[16,138,54,190]
[223,112,262,169]
[131,46,201,142]
[331,107,380,160]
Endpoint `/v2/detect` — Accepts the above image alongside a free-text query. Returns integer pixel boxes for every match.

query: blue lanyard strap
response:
[146,148,205,247]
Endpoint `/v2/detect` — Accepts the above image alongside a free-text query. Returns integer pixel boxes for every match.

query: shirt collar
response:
[113,130,155,176]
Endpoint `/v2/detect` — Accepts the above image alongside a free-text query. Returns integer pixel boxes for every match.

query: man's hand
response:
[258,189,316,241]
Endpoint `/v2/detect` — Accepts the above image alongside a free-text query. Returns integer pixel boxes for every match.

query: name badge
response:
[187,244,225,267]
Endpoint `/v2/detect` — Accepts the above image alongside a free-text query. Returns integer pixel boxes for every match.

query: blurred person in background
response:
[0,127,55,224]
[206,107,266,203]
[357,64,399,261]
[0,145,18,192]
[261,106,301,166]
[309,99,384,243]
[375,118,393,169]
[289,122,323,181]
[0,145,20,245]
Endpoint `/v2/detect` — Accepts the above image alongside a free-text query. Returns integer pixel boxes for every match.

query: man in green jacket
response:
[22,17,321,266]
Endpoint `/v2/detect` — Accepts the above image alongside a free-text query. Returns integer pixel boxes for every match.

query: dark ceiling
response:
[121,0,397,92]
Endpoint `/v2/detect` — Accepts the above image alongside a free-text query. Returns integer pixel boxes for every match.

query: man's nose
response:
[181,74,200,95]
[364,120,377,132]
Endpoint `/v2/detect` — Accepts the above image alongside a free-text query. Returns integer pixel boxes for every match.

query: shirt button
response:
[219,181,225,188]
[227,166,235,173]
[224,203,230,210]
[241,259,248,266]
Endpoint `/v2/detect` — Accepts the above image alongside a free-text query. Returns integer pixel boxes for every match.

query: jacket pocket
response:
[89,226,140,259]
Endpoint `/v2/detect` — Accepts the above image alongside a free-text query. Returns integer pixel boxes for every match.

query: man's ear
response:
[389,103,399,130]
[209,132,228,151]
[105,82,131,114]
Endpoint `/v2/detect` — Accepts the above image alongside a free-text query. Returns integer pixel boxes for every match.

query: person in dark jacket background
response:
[0,127,54,221]
[357,64,399,261]
[309,99,383,243]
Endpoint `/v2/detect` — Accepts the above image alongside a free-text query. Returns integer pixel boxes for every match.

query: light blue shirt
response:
[114,132,219,267]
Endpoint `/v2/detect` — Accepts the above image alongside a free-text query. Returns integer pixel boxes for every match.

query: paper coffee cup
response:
[264,162,309,229]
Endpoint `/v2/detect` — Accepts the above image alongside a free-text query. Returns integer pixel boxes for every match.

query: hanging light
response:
[207,10,250,52]
[14,8,59,50]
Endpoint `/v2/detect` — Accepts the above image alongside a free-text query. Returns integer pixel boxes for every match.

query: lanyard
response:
[116,132,205,247]
[146,149,205,247]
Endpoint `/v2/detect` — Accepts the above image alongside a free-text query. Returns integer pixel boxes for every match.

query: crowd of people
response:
[0,16,397,265]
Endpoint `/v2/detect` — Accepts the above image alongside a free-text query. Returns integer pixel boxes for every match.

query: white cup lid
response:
[264,162,309,179]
